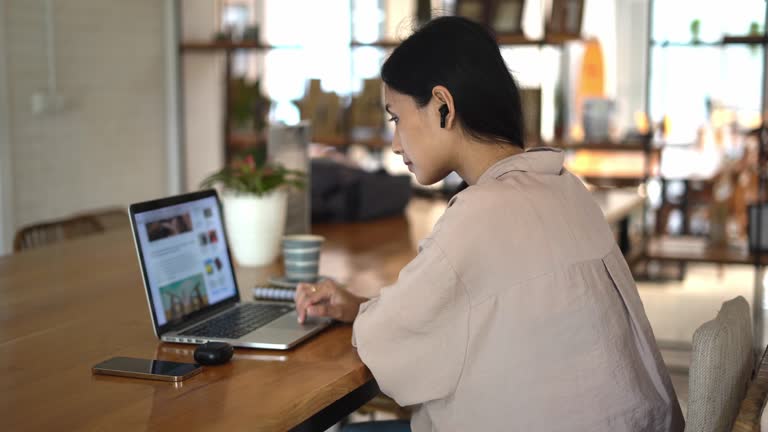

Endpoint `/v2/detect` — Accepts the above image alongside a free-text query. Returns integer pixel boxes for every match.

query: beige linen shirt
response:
[352,148,685,432]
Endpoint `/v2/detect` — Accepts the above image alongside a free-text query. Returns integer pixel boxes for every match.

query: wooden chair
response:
[355,393,411,420]
[72,207,129,230]
[731,346,768,431]
[13,215,104,252]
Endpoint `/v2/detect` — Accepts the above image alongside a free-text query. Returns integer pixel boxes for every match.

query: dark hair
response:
[381,16,525,148]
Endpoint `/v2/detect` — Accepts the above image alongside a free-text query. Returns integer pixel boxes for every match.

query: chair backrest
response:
[13,215,104,252]
[72,207,128,231]
[686,296,754,432]
[731,345,768,431]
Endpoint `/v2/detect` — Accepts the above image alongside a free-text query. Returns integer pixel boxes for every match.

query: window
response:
[648,0,765,144]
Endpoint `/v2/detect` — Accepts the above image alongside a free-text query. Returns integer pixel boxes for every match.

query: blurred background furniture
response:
[13,215,104,253]
[13,207,128,253]
[354,394,411,422]
[72,207,129,231]
[732,345,768,431]
[685,296,753,432]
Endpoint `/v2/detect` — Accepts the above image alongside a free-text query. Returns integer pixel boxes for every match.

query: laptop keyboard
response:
[180,303,294,340]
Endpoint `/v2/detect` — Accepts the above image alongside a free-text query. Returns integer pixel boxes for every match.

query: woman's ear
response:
[432,85,456,129]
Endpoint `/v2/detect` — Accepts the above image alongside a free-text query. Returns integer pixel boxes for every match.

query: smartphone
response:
[92,357,202,382]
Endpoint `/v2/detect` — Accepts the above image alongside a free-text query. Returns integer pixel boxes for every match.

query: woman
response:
[295,16,684,432]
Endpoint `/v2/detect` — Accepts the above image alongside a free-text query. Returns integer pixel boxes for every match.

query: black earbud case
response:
[193,342,234,365]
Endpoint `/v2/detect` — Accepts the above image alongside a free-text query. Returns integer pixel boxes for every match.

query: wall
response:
[615,0,649,131]
[0,0,13,253]
[164,0,182,196]
[181,1,224,192]
[3,0,172,248]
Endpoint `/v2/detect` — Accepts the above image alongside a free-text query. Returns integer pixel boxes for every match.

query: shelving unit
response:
[723,35,768,45]
[350,40,400,48]
[646,30,764,240]
[351,32,583,48]
[180,41,302,161]
[552,138,660,152]
[554,135,659,187]
[180,41,295,51]
[346,1,586,150]
[651,36,768,47]
[646,235,768,265]
[179,3,588,157]
[641,0,768,346]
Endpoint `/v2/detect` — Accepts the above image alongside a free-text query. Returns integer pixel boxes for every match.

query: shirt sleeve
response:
[351,236,470,407]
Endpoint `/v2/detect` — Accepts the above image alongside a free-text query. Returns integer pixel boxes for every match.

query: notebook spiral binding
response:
[252,286,295,302]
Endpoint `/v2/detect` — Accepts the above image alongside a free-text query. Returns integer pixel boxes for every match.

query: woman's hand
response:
[294,279,366,324]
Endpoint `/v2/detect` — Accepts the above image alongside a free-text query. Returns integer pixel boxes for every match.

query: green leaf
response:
[200,157,307,196]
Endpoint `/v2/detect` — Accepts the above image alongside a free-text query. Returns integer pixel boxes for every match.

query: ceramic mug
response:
[282,235,325,282]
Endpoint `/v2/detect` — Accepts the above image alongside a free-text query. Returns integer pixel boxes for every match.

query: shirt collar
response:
[476,147,565,185]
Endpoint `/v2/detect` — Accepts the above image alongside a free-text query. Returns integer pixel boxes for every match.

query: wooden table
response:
[0,199,446,432]
[592,188,645,226]
[0,193,640,431]
[565,149,658,188]
[592,188,646,264]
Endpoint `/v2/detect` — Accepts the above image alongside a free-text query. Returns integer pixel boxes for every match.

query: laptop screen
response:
[133,194,237,327]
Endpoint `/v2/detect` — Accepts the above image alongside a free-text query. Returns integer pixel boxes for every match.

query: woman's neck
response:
[455,138,524,185]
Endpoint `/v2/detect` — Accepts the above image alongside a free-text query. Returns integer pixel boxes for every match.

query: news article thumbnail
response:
[146,213,193,242]
[159,273,209,322]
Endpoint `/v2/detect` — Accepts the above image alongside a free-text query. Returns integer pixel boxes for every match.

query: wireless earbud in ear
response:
[439,104,449,128]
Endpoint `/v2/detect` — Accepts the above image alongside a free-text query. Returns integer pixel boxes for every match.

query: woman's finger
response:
[295,282,332,323]
[295,283,313,323]
[306,303,342,320]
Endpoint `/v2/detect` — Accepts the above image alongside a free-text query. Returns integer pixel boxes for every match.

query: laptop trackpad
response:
[268,311,327,330]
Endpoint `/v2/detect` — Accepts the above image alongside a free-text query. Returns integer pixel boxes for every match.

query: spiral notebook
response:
[252,286,296,302]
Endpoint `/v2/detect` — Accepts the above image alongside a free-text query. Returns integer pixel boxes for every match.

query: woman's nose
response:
[391,133,402,155]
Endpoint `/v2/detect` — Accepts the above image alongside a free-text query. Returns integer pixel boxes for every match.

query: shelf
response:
[180,41,299,52]
[651,36,768,47]
[227,132,389,152]
[497,32,582,46]
[351,40,400,48]
[540,33,584,45]
[651,40,722,47]
[228,132,266,151]
[350,33,583,49]
[495,33,541,45]
[579,176,647,188]
[551,139,659,152]
[723,35,768,45]
[311,135,390,149]
[645,235,768,265]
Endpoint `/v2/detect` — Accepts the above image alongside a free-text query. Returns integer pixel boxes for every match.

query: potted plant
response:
[201,149,305,266]
[690,19,701,44]
[229,77,271,137]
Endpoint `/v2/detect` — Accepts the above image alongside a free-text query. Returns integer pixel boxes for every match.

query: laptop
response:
[129,189,332,350]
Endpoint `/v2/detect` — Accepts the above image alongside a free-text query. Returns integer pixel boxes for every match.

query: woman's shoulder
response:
[429,183,524,242]
[442,180,525,219]
[431,173,608,253]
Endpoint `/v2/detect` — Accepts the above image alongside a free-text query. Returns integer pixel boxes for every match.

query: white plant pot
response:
[222,190,288,267]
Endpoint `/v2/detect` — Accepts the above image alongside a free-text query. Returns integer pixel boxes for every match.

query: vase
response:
[221,189,288,266]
